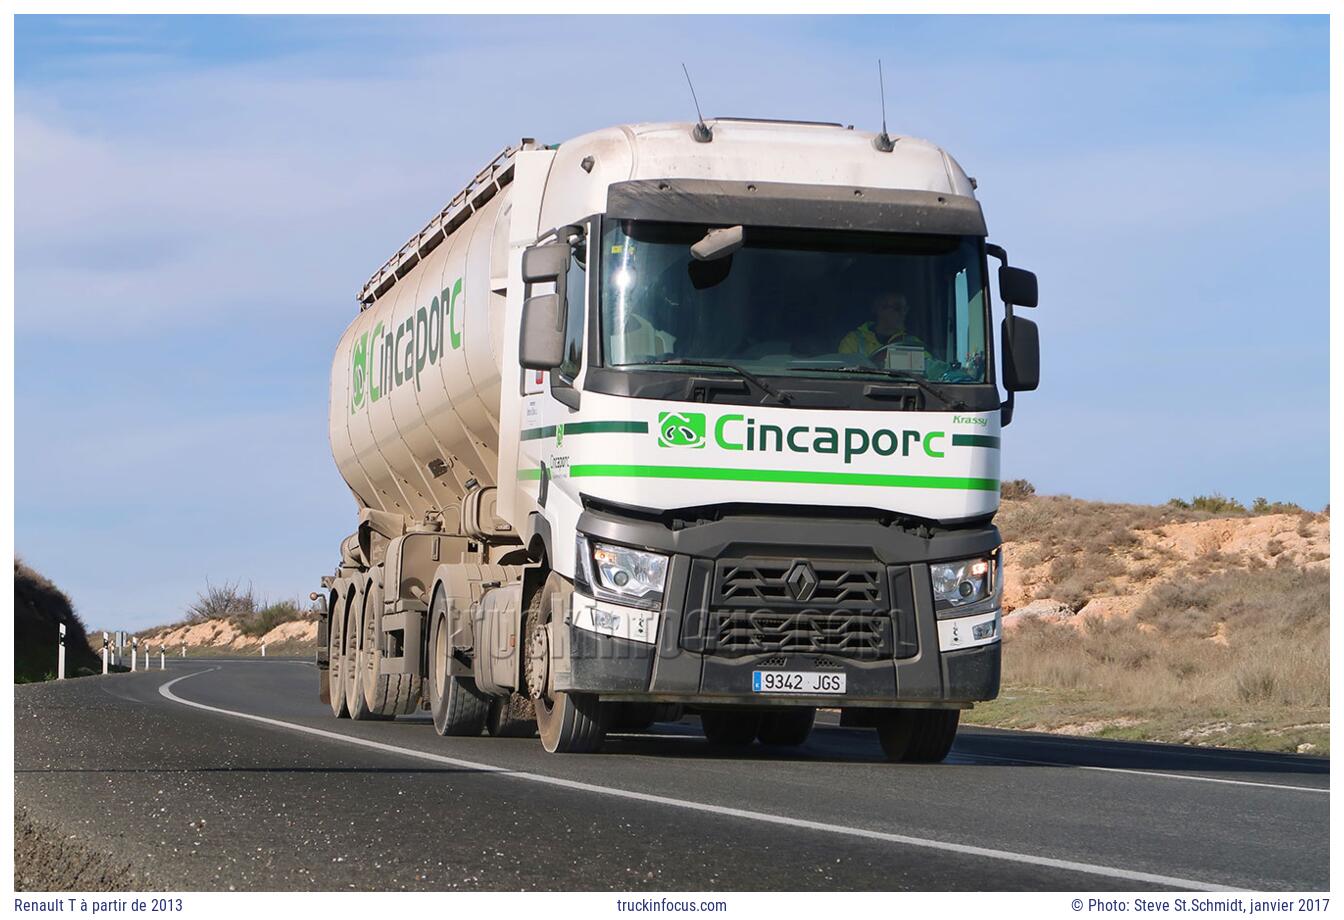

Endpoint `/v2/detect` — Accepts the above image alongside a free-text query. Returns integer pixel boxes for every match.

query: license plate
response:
[752,670,846,694]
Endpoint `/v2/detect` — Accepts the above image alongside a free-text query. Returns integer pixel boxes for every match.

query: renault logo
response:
[784,561,818,602]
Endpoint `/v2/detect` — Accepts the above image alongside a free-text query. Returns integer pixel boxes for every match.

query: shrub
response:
[237,600,309,638]
[1168,494,1247,515]
[186,579,256,623]
[1252,497,1304,515]
[1000,479,1036,500]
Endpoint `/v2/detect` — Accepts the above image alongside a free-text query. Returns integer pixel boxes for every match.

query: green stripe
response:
[517,468,543,480]
[952,434,1001,449]
[519,420,649,441]
[568,464,999,491]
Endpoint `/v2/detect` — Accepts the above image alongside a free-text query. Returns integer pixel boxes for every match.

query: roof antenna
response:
[873,59,895,153]
[682,63,713,143]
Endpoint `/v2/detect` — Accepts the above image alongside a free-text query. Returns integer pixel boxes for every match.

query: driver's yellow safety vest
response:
[837,322,927,356]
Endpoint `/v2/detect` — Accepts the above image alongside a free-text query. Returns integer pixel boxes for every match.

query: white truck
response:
[320,118,1040,760]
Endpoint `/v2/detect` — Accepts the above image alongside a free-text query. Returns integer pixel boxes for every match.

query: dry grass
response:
[236,600,310,638]
[968,565,1329,753]
[998,494,1234,548]
[997,496,1217,611]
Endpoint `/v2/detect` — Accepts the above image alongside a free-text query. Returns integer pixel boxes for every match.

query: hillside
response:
[967,494,1330,754]
[138,616,319,658]
[14,559,103,682]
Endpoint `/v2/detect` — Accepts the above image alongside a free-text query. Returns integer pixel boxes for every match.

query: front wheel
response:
[486,695,538,738]
[525,572,608,754]
[875,709,959,763]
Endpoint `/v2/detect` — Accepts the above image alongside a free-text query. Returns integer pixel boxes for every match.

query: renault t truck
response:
[319,118,1041,760]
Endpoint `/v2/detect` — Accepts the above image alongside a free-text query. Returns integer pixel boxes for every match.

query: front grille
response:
[705,609,893,659]
[714,559,884,608]
[679,556,914,660]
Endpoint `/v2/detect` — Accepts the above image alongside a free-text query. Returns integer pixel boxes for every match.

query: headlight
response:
[576,536,668,610]
[930,556,995,609]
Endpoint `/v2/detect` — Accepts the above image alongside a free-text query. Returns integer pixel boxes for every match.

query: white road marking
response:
[965,752,1330,794]
[159,669,1238,892]
[815,715,1329,794]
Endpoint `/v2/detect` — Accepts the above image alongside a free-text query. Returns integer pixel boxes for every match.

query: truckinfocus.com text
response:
[615,898,729,912]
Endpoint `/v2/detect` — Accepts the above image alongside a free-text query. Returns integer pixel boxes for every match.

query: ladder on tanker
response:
[357,139,537,309]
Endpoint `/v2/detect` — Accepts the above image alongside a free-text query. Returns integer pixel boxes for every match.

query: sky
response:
[13,14,1329,630]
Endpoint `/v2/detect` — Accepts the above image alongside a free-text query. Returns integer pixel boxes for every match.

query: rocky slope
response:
[136,616,318,656]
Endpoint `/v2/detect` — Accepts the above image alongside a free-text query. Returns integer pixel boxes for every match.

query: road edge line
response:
[157,669,1240,892]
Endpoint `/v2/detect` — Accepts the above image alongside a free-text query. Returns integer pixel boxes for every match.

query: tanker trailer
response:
[320,118,1041,758]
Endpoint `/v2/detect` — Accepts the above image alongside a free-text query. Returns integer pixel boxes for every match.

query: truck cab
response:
[502,120,1039,756]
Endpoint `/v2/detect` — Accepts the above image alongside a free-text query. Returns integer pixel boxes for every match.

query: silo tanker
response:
[320,118,1042,757]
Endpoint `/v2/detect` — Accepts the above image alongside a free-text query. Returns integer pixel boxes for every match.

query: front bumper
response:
[559,615,1000,706]
[557,507,1003,707]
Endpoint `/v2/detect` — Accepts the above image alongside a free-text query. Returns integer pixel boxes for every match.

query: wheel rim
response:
[525,620,550,708]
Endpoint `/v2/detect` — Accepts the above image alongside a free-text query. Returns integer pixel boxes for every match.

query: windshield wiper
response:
[643,359,793,405]
[789,365,967,410]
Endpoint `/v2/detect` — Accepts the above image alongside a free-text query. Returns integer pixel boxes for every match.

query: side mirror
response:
[520,293,565,370]
[522,243,569,284]
[1001,315,1040,392]
[998,266,1038,308]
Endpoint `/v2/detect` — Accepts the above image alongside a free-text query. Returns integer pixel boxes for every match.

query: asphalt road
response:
[14,660,1329,891]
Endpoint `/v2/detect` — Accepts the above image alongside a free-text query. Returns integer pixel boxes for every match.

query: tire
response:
[757,708,816,747]
[427,585,490,736]
[875,709,960,763]
[486,696,538,738]
[526,572,608,754]
[700,711,762,746]
[327,585,349,718]
[345,582,380,720]
[357,576,419,718]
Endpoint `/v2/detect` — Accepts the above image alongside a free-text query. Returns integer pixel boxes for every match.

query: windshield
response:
[599,220,989,384]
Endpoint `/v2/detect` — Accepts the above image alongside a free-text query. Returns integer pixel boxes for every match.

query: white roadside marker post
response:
[131,637,138,672]
[261,642,266,657]
[57,623,66,680]
[144,646,149,670]
[160,646,165,670]
[102,632,109,675]
[182,641,186,659]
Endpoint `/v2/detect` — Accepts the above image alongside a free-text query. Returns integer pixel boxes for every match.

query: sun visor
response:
[605,178,988,236]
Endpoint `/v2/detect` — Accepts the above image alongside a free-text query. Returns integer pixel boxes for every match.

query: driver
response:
[837,291,927,359]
